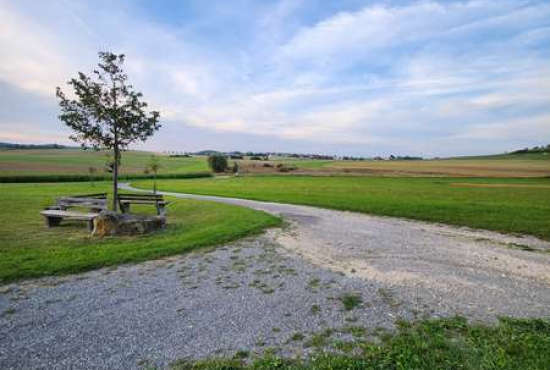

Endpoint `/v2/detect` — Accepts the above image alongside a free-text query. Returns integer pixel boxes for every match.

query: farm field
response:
[0,149,209,176]
[320,156,550,177]
[0,182,280,283]
[2,149,549,179]
[134,176,550,240]
[264,152,550,177]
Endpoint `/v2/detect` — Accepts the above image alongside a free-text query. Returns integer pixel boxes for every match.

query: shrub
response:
[208,154,228,173]
[277,166,289,173]
[275,163,297,172]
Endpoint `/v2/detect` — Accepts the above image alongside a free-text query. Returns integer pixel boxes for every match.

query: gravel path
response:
[1,183,549,370]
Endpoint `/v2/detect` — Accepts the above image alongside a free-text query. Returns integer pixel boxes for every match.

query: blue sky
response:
[0,0,549,157]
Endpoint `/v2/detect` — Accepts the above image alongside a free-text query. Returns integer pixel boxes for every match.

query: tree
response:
[146,155,162,194]
[87,166,97,187]
[231,161,239,174]
[207,153,228,173]
[57,52,161,211]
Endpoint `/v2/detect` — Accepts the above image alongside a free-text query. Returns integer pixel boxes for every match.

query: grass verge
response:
[133,176,550,240]
[0,182,281,283]
[170,316,550,370]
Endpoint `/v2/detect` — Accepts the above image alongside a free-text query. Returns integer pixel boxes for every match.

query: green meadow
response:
[0,182,280,283]
[134,176,550,240]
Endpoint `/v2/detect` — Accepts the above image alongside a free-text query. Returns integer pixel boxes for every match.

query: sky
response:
[0,0,549,157]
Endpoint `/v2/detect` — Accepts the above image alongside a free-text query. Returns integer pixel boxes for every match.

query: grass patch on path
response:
[0,182,280,283]
[171,316,550,370]
[133,176,550,240]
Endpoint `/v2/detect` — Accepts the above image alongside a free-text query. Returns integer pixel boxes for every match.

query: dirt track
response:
[123,183,550,320]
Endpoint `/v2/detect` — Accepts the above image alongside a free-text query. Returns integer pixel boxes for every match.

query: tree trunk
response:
[112,146,119,212]
[111,78,120,212]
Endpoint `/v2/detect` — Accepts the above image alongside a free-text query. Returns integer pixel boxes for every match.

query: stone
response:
[92,210,119,237]
[92,210,166,237]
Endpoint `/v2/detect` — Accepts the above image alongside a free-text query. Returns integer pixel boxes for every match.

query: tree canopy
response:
[57,52,161,211]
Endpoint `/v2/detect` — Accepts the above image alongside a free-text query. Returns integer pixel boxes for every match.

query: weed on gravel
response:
[1,307,16,317]
[310,304,321,315]
[339,293,363,311]
[170,316,550,370]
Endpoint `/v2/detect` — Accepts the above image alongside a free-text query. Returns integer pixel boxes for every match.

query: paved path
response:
[1,183,549,370]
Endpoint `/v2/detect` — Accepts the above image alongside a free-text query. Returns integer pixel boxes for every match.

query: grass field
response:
[0,182,280,283]
[0,149,209,176]
[134,176,550,240]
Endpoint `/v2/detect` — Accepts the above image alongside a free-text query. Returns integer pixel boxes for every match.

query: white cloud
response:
[0,3,74,95]
[0,0,549,155]
[452,113,550,141]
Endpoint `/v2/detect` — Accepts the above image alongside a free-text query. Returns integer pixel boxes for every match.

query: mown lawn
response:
[172,316,550,370]
[0,182,280,283]
[134,176,550,240]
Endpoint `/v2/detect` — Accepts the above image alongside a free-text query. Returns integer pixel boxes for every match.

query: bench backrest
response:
[70,193,107,199]
[118,193,164,201]
[56,197,108,209]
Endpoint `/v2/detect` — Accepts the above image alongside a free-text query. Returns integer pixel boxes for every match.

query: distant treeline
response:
[0,142,75,150]
[0,172,212,183]
[390,155,423,161]
[510,145,550,154]
[170,150,426,161]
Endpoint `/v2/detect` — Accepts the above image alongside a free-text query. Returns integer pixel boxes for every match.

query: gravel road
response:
[1,183,549,370]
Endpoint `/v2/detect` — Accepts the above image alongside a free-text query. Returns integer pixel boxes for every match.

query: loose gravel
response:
[1,184,549,370]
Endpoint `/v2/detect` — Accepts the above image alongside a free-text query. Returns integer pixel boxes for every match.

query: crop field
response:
[320,157,550,177]
[0,182,280,283]
[266,152,550,177]
[134,176,550,240]
[0,149,209,176]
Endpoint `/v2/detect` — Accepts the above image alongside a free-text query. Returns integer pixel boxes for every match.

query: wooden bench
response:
[40,193,107,230]
[118,193,169,215]
[40,210,98,231]
[46,193,108,212]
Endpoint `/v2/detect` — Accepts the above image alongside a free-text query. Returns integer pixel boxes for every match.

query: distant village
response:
[166,150,424,161]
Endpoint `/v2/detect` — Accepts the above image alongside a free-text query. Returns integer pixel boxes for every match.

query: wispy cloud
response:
[0,0,549,156]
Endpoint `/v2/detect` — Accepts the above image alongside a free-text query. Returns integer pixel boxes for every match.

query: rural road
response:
[120,183,550,320]
[1,183,550,370]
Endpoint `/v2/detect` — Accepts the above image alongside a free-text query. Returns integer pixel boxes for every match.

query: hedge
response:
[0,172,213,183]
